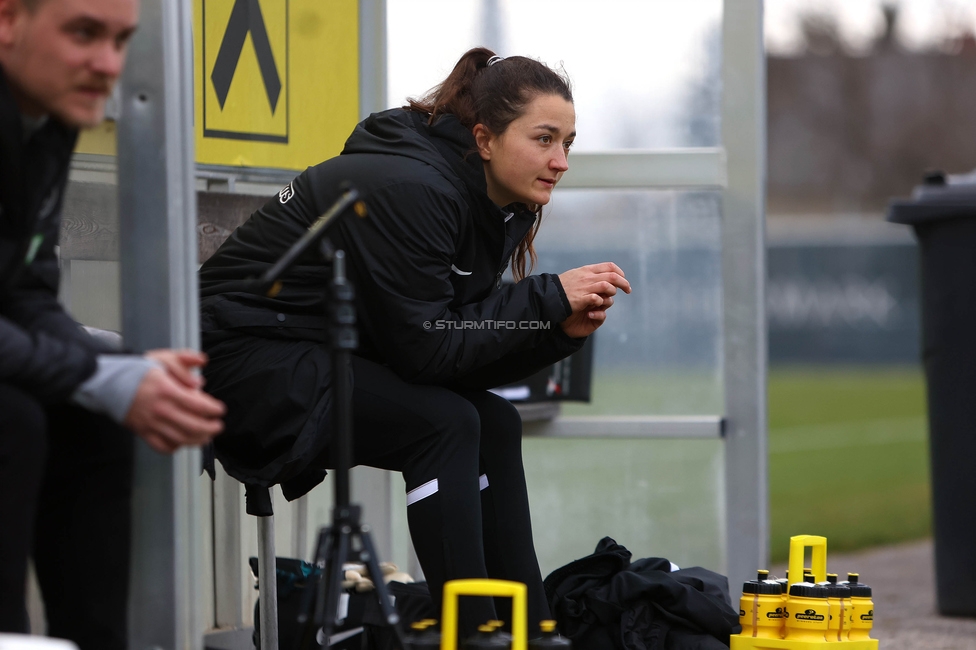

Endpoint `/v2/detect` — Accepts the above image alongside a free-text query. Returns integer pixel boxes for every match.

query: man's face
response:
[0,0,138,128]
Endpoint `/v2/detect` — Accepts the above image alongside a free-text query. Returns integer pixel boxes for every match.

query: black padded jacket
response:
[199,108,584,388]
[544,537,741,649]
[0,66,101,403]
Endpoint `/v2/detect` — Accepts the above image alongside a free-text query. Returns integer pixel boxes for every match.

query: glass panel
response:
[387,0,723,149]
[534,189,724,415]
[524,438,725,575]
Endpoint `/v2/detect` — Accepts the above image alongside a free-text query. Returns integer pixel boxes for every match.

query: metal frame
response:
[527,0,767,592]
[558,149,727,190]
[521,0,767,590]
[257,509,279,650]
[524,416,723,439]
[117,0,203,647]
[359,0,387,120]
[348,0,398,566]
[720,0,768,592]
[115,0,764,635]
[529,1,767,592]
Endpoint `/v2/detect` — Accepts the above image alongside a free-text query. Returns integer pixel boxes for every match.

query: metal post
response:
[257,511,279,650]
[354,0,397,564]
[117,0,203,647]
[293,494,309,560]
[213,471,244,629]
[721,0,768,591]
[358,0,387,119]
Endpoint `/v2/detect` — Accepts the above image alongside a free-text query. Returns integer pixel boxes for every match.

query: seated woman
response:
[198,47,630,632]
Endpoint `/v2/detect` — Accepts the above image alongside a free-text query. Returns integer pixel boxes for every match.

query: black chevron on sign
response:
[210,0,281,113]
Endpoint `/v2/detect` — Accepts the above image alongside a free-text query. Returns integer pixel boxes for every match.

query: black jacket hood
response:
[341,108,492,208]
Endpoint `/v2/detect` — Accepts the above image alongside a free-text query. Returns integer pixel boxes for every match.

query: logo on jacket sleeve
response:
[279,182,295,204]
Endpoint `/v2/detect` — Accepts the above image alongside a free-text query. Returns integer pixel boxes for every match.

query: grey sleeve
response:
[70,355,163,423]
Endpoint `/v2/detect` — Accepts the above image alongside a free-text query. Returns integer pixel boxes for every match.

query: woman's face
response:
[474,93,576,208]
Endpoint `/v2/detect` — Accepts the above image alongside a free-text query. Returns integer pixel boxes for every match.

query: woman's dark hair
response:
[407,47,573,282]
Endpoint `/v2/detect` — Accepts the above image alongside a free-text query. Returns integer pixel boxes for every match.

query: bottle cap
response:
[789,582,828,598]
[540,620,558,633]
[743,569,782,594]
[743,580,783,595]
[843,574,872,597]
[478,624,495,633]
[825,582,852,597]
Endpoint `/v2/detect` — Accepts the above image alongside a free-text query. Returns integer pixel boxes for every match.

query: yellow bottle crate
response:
[731,638,878,650]
[440,578,528,650]
[730,535,879,650]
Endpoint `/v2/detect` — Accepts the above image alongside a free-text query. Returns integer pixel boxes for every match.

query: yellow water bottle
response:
[405,620,442,650]
[528,621,572,649]
[784,577,829,641]
[822,574,853,642]
[486,620,514,646]
[464,624,511,649]
[738,570,786,638]
[843,573,875,640]
[776,572,790,635]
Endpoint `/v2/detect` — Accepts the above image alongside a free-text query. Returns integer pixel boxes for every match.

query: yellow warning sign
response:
[195,0,358,170]
[75,0,359,171]
[201,0,288,143]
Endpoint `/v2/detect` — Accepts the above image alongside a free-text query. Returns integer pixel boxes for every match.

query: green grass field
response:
[767,366,930,561]
[560,365,932,562]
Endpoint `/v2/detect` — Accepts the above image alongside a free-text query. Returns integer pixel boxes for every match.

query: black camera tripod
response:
[245,184,407,649]
[292,245,407,649]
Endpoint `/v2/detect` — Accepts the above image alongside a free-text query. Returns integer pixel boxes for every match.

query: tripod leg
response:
[294,526,333,650]
[319,525,352,645]
[359,528,409,649]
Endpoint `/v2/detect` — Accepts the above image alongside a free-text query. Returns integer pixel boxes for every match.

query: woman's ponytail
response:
[406,47,496,128]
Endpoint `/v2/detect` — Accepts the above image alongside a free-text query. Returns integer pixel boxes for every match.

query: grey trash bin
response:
[887,170,976,617]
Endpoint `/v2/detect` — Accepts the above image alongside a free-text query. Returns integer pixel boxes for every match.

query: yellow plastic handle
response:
[441,579,527,650]
[788,535,827,587]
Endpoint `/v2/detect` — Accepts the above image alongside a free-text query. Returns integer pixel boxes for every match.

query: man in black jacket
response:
[0,0,225,646]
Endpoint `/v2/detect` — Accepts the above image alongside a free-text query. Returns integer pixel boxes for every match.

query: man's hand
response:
[124,350,225,454]
[146,349,208,389]
[557,262,631,338]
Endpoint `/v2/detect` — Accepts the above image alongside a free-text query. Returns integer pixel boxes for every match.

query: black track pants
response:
[318,356,551,635]
[0,383,133,650]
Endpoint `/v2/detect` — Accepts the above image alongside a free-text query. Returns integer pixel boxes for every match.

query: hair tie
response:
[486,55,505,67]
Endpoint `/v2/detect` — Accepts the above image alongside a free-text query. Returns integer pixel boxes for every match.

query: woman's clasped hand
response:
[557,262,632,338]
